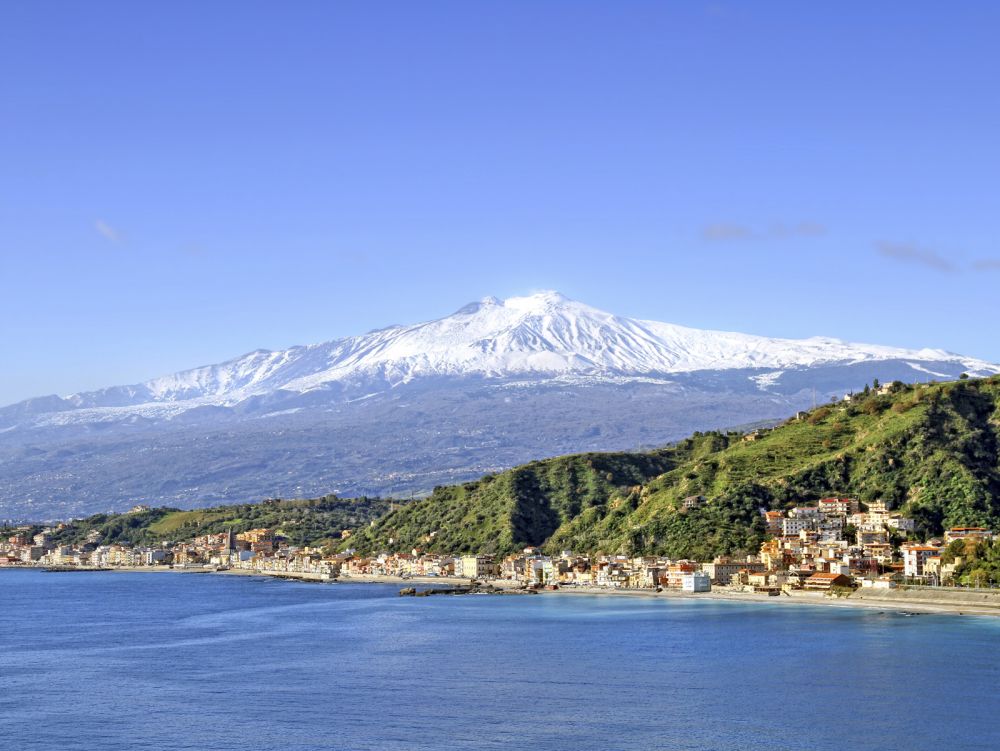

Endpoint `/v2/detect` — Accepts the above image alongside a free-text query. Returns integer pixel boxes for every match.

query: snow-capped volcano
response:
[264,289,993,384]
[1,292,996,520]
[39,291,997,416]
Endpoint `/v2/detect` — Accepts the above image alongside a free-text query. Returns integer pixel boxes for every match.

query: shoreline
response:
[12,565,1000,618]
[494,579,1000,617]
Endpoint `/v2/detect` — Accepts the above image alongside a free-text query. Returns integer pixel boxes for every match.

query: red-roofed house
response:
[943,527,994,543]
[901,543,942,578]
[804,572,853,590]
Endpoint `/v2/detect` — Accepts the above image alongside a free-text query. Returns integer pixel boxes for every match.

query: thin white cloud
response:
[876,241,956,272]
[703,223,754,241]
[973,258,1000,272]
[703,221,827,242]
[771,221,827,238]
[95,219,122,243]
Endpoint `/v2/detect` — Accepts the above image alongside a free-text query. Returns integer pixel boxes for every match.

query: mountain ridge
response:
[2,292,997,520]
[20,375,997,562]
[347,375,1000,558]
[4,291,995,426]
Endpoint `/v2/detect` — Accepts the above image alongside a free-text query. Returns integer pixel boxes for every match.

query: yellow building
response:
[460,555,498,579]
[237,528,274,544]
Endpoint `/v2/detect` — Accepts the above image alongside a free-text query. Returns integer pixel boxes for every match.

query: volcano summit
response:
[2,292,996,520]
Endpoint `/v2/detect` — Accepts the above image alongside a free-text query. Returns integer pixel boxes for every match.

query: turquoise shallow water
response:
[1,569,998,750]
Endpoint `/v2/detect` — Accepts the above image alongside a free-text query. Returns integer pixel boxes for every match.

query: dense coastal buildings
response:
[2,500,995,591]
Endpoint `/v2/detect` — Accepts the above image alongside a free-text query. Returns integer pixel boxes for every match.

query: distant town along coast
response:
[4,376,1000,616]
[6,503,1000,616]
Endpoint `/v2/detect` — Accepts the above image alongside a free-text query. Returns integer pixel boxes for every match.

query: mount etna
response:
[2,292,996,521]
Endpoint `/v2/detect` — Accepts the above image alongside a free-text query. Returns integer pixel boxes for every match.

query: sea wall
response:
[850,587,1000,610]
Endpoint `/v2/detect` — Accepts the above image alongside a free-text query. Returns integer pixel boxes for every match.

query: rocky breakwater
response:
[399,582,534,597]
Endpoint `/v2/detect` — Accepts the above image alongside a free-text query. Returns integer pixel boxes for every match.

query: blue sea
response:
[2,570,998,751]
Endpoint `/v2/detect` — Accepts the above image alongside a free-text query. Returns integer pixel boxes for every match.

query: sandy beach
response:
[229,569,1000,617]
[517,582,1000,617]
[29,565,1000,617]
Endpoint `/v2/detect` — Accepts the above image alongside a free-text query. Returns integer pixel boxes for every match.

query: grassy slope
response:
[33,496,392,548]
[10,376,999,559]
[349,376,1000,558]
[345,450,680,556]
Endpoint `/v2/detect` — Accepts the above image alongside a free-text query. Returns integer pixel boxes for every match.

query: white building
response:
[859,578,897,589]
[782,517,814,536]
[818,498,854,516]
[681,572,711,592]
[143,549,170,565]
[790,506,822,519]
[901,544,941,577]
[886,515,916,533]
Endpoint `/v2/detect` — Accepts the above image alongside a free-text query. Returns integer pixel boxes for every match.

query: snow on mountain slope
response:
[285,290,996,382]
[4,291,1000,518]
[10,291,1000,422]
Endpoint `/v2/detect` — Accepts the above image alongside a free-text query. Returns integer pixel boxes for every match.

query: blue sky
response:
[2,1,998,405]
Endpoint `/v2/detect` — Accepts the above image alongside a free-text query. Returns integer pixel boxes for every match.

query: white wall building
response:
[782,518,814,536]
[681,572,712,592]
[901,544,940,577]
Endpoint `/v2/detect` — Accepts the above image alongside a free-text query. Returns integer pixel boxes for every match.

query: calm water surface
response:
[1,570,998,750]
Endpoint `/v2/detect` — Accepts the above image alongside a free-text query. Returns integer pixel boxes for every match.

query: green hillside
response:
[9,375,999,560]
[27,496,391,549]
[344,450,679,556]
[347,376,1000,558]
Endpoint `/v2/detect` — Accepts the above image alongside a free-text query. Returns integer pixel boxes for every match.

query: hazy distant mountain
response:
[2,291,996,521]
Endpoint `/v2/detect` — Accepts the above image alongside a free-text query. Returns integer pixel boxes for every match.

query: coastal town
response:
[2,497,995,593]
